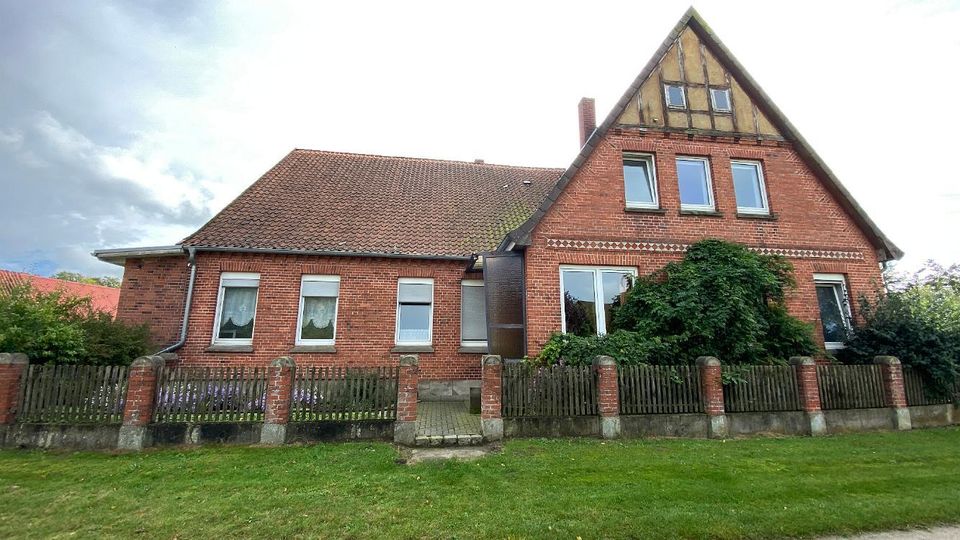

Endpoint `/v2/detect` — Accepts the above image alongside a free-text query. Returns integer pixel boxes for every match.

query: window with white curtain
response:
[396,278,434,345]
[461,280,487,348]
[213,272,260,345]
[814,273,852,350]
[297,275,340,344]
[560,266,636,336]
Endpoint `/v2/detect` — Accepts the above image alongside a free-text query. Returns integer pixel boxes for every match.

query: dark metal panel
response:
[482,251,526,360]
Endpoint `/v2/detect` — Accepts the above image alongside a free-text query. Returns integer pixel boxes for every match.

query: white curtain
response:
[220,287,258,328]
[302,297,336,330]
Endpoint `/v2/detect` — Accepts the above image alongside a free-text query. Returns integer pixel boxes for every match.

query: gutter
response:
[157,247,197,354]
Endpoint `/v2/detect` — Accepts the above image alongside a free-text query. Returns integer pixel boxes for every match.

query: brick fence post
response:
[790,356,827,436]
[261,356,296,445]
[0,353,28,425]
[394,354,419,445]
[480,355,503,442]
[697,356,728,439]
[875,355,912,431]
[594,355,621,439]
[118,355,164,451]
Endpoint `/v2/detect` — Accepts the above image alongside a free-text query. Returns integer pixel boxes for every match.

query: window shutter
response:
[301,280,339,297]
[399,283,432,303]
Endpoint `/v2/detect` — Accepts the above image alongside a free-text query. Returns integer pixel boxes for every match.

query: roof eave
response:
[92,245,185,266]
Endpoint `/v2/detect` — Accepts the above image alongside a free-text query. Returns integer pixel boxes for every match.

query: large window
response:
[731,160,769,215]
[212,272,260,345]
[623,153,659,209]
[676,157,715,211]
[560,266,636,336]
[460,280,487,348]
[814,273,852,350]
[396,278,434,345]
[297,275,340,345]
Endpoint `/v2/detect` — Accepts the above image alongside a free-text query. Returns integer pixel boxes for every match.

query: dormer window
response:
[710,88,732,112]
[664,84,686,108]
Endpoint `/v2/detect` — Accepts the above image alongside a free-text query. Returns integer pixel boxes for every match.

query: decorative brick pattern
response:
[697,356,725,416]
[397,355,420,422]
[264,356,295,425]
[790,356,822,412]
[546,238,863,261]
[480,355,502,420]
[122,356,163,427]
[875,356,908,409]
[0,353,27,425]
[594,356,619,418]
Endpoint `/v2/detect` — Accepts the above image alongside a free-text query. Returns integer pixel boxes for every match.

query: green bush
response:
[537,239,817,366]
[0,283,151,365]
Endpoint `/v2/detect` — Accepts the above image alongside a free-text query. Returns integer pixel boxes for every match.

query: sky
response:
[0,0,957,278]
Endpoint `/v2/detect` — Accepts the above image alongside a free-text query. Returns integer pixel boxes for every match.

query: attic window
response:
[710,88,732,112]
[664,84,686,109]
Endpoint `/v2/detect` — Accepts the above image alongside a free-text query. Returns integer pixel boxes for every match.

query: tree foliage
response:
[52,271,121,288]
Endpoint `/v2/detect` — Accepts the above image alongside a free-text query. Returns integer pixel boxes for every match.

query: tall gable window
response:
[460,280,487,349]
[676,157,715,211]
[623,154,659,209]
[710,88,732,112]
[396,278,434,345]
[297,275,340,344]
[664,84,686,108]
[814,273,852,350]
[731,160,769,215]
[560,266,636,337]
[213,272,260,345]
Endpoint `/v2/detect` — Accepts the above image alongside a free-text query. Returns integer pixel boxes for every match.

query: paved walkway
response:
[415,401,482,446]
[820,525,960,539]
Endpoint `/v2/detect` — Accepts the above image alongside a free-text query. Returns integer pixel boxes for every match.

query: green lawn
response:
[1,428,959,539]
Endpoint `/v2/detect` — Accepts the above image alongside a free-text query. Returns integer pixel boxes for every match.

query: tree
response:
[52,271,121,288]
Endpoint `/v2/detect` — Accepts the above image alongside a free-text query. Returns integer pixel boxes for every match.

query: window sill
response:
[624,206,667,214]
[205,344,253,353]
[679,209,723,217]
[290,345,337,353]
[736,211,777,221]
[391,345,434,353]
[458,345,489,354]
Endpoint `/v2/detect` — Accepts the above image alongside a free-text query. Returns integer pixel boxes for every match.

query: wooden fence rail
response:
[501,364,597,417]
[816,364,886,410]
[153,367,267,423]
[291,366,399,421]
[902,367,956,406]
[722,365,802,412]
[15,364,128,424]
[618,364,703,415]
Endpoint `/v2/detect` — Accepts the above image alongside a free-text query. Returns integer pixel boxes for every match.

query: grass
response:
[1,428,959,539]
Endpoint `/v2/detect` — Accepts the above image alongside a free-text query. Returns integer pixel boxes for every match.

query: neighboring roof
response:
[182,150,563,259]
[505,7,903,262]
[0,270,121,316]
[93,245,184,266]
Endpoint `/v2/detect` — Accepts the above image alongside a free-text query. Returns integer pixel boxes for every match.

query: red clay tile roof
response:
[182,150,564,258]
[0,270,121,316]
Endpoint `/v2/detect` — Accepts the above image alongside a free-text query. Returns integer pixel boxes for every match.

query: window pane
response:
[623,159,655,205]
[732,162,765,210]
[562,270,597,337]
[301,296,336,340]
[601,272,631,332]
[816,284,847,343]
[666,85,685,107]
[711,88,731,111]
[461,285,487,342]
[218,287,257,339]
[398,304,431,343]
[398,283,432,303]
[677,159,710,206]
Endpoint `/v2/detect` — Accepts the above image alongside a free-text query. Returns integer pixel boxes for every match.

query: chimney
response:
[578,97,596,147]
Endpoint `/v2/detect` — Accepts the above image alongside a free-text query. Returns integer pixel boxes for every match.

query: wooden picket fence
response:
[722,365,802,412]
[501,364,597,417]
[902,367,957,406]
[816,364,887,410]
[15,364,128,424]
[291,366,399,421]
[618,364,703,414]
[153,366,267,423]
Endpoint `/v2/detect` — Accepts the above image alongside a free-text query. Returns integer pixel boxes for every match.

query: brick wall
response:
[524,129,885,355]
[117,256,189,348]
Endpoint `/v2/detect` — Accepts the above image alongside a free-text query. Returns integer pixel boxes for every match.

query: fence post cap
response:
[481,354,502,366]
[695,356,720,367]
[399,354,419,367]
[270,356,296,368]
[789,356,815,366]
[0,352,28,365]
[592,355,616,367]
[873,355,901,366]
[131,355,164,369]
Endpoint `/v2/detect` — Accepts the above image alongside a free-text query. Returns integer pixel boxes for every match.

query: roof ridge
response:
[291,148,564,171]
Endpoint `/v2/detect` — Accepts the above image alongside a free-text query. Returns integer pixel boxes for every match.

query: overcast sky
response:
[0,0,957,278]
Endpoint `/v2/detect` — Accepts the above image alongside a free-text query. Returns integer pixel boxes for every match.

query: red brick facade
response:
[119,256,190,347]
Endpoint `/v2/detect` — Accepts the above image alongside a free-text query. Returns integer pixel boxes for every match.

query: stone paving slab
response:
[820,526,960,540]
[414,401,482,446]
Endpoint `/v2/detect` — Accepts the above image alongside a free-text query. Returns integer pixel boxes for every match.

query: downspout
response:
[157,247,197,354]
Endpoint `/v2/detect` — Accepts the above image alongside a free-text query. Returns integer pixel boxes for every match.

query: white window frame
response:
[664,84,686,108]
[710,87,732,112]
[623,153,660,210]
[211,271,260,346]
[559,265,638,336]
[731,159,770,215]
[814,273,853,350]
[676,156,716,212]
[395,277,434,346]
[295,275,340,346]
[460,279,487,348]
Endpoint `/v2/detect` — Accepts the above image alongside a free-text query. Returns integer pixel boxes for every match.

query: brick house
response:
[94,8,900,398]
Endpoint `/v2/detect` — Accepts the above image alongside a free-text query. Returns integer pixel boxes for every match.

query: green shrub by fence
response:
[618,364,703,415]
[16,364,128,424]
[722,365,802,412]
[153,366,267,423]
[816,364,886,410]
[902,367,957,406]
[291,366,398,421]
[502,364,597,417]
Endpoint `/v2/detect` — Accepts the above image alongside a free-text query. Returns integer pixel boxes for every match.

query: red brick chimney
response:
[578,97,596,147]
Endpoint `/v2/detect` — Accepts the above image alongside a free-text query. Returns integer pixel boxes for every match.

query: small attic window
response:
[664,84,686,109]
[710,88,732,112]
